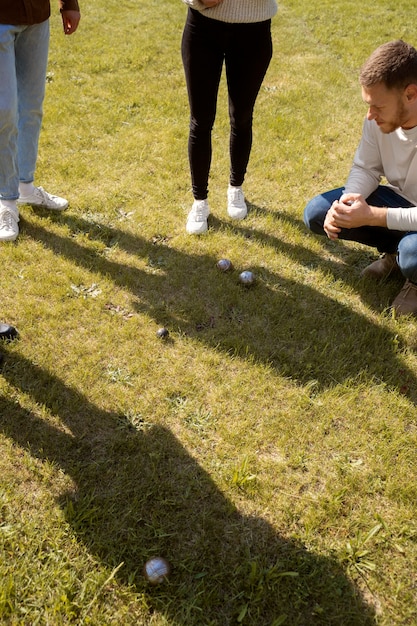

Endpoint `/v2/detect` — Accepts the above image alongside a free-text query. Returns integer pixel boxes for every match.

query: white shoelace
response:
[0,208,18,231]
[228,187,244,204]
[191,201,208,221]
[33,187,53,204]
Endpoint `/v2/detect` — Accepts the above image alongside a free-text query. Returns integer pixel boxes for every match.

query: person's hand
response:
[323,195,362,239]
[323,206,342,240]
[323,192,388,239]
[331,193,374,229]
[61,10,81,35]
[201,0,223,7]
[324,193,365,239]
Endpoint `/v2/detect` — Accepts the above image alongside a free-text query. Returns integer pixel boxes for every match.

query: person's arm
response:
[323,193,386,239]
[344,118,384,199]
[323,119,385,239]
[324,191,417,238]
[387,206,417,230]
[59,0,79,12]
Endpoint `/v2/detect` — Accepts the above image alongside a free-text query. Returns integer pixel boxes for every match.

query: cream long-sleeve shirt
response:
[181,0,277,23]
[345,118,417,231]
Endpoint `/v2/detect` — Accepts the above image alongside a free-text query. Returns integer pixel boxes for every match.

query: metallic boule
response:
[239,270,255,286]
[144,557,171,584]
[216,258,233,272]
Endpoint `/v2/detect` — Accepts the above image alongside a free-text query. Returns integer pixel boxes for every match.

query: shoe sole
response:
[0,233,18,242]
[186,224,208,234]
[17,201,68,211]
[228,210,248,220]
[0,324,18,340]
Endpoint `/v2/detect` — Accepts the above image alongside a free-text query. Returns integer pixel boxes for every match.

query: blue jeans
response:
[0,20,50,201]
[304,186,417,282]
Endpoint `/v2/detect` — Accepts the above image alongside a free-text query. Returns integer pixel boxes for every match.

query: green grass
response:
[1,0,417,624]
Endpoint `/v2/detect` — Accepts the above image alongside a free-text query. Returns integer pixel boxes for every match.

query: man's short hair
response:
[360,40,417,90]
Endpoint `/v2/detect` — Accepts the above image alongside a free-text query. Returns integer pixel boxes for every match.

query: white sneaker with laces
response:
[227,185,247,220]
[0,203,19,242]
[17,186,68,211]
[186,199,210,234]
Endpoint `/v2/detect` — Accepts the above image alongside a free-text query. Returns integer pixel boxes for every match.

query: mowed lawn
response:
[1,0,417,624]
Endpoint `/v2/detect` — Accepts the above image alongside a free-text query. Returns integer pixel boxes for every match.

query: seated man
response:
[304,39,417,316]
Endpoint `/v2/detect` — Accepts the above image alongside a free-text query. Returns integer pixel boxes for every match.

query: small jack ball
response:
[156,327,169,339]
[217,258,233,272]
[144,557,171,584]
[239,270,255,286]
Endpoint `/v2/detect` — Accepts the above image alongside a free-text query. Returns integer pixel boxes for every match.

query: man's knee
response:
[398,234,417,282]
[303,196,328,235]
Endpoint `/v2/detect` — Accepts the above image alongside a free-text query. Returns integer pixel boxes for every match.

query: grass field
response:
[1,0,417,624]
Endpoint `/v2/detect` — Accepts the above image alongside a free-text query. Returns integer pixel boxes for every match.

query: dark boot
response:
[361,253,399,279]
[392,280,417,316]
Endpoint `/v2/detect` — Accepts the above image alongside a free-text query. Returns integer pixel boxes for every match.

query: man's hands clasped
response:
[323,192,387,240]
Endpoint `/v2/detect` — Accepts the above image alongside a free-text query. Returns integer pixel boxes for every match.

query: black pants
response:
[181,8,273,200]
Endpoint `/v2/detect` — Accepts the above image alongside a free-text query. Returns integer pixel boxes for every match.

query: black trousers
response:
[181,8,273,200]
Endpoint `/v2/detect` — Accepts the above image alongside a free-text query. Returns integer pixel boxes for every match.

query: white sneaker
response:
[227,185,247,220]
[0,203,19,242]
[186,199,210,234]
[17,186,68,211]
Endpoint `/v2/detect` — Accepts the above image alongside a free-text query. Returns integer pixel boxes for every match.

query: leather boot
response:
[392,280,417,316]
[361,253,399,279]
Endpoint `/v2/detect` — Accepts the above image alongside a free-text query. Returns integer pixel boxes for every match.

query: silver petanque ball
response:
[144,557,171,584]
[217,258,233,272]
[239,270,255,286]
[156,327,169,339]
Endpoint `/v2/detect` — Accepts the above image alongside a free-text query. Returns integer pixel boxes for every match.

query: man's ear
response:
[405,83,417,102]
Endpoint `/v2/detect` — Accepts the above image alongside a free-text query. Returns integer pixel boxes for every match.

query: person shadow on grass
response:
[0,352,376,625]
[20,211,417,403]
